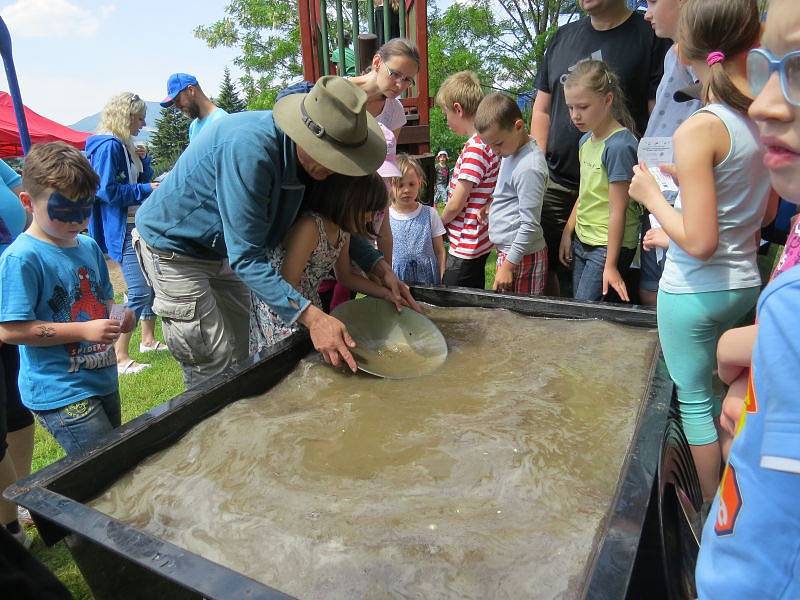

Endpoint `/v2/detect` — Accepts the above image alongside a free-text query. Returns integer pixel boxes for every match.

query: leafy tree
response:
[149,107,190,175]
[215,67,247,113]
[195,0,302,109]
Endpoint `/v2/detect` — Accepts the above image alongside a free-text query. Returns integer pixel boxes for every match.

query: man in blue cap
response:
[161,73,228,142]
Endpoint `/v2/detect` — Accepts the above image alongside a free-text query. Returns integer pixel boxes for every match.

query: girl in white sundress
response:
[249,173,393,354]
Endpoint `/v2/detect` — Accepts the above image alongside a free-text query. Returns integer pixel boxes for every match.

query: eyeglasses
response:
[383,63,415,86]
[747,48,800,106]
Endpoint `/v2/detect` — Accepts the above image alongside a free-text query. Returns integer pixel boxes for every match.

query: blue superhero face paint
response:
[46,192,94,223]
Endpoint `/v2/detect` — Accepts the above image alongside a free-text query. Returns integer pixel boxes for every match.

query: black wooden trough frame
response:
[5,287,698,600]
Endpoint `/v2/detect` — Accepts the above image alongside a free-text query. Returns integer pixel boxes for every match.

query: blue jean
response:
[34,392,121,455]
[121,224,155,320]
[571,239,636,301]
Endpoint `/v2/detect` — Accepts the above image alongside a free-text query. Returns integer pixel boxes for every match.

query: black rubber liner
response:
[5,287,677,600]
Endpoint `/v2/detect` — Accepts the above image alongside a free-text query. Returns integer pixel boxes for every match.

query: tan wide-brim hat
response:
[274,76,387,177]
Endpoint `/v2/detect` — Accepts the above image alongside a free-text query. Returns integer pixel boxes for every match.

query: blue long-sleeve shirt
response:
[135,110,383,325]
[85,134,153,261]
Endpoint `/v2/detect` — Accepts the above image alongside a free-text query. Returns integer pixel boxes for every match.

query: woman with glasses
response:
[85,92,164,376]
[350,38,420,140]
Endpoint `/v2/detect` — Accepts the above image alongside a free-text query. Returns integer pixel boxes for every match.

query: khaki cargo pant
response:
[132,229,251,388]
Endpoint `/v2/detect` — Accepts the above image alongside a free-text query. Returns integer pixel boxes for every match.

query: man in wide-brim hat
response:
[134,76,418,387]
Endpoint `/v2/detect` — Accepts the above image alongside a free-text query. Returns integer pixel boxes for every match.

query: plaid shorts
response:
[496,246,548,295]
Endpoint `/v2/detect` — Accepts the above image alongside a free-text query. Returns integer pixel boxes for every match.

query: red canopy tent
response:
[0,91,89,158]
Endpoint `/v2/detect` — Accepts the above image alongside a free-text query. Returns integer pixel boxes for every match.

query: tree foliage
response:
[215,67,247,113]
[195,0,302,109]
[149,107,190,175]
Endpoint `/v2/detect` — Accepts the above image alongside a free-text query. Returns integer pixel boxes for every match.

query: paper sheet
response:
[638,137,678,193]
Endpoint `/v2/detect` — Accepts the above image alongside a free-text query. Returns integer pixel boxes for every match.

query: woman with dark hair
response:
[350,38,420,139]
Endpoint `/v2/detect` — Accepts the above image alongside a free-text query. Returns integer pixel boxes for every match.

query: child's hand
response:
[602,266,629,302]
[643,227,669,251]
[659,163,679,186]
[83,319,122,344]
[492,260,515,292]
[477,203,489,225]
[120,309,136,334]
[558,232,573,267]
[629,162,663,210]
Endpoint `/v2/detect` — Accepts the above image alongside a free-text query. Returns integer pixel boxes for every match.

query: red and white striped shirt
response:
[446,134,499,259]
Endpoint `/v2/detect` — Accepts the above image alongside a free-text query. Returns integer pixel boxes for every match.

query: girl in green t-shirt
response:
[558,60,640,303]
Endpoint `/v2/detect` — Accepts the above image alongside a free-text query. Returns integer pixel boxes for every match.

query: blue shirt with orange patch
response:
[696,265,800,598]
[0,233,117,411]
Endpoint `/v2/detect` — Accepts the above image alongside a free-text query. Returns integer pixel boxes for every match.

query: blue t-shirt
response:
[0,160,23,255]
[188,107,228,142]
[696,266,800,598]
[0,233,117,411]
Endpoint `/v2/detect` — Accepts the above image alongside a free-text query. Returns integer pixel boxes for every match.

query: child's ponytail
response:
[678,0,760,115]
[563,60,638,136]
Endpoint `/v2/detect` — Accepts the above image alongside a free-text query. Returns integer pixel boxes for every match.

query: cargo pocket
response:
[152,298,209,366]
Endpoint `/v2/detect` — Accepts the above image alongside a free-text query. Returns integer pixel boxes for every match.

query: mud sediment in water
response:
[90,307,657,599]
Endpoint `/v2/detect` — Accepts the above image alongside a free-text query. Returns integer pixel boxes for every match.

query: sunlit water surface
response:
[91,307,657,599]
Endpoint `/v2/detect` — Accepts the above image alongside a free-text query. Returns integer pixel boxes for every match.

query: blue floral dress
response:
[249,213,347,354]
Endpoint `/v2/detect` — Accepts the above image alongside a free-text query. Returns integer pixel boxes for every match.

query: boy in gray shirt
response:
[475,93,549,294]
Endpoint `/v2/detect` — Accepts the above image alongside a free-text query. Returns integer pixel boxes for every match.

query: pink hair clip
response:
[706,51,725,67]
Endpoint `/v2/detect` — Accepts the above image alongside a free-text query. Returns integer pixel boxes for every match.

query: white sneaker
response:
[139,341,168,353]
[17,506,33,525]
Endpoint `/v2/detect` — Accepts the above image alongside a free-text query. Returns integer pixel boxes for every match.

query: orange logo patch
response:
[715,464,742,537]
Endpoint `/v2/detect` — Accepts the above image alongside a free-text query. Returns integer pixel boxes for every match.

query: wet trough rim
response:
[5,286,670,600]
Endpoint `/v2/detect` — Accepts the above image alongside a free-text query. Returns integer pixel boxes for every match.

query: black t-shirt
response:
[535,13,671,189]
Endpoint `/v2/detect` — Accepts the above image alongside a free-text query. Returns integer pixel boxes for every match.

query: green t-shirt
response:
[575,128,641,249]
[331,47,356,76]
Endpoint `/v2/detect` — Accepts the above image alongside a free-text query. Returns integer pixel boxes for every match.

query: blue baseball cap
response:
[160,73,199,107]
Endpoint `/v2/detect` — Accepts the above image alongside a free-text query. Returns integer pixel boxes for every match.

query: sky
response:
[0,0,241,125]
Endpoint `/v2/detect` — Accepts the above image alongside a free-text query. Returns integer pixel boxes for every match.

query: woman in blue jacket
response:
[86,92,164,375]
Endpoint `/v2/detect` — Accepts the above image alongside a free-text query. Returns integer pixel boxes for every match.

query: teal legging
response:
[657,287,760,445]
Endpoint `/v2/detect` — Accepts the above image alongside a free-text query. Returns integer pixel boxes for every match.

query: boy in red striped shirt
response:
[436,71,500,289]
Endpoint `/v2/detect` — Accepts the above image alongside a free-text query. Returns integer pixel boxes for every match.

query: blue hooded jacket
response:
[85,135,153,262]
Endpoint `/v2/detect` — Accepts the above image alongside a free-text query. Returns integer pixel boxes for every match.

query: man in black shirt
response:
[531,0,670,295]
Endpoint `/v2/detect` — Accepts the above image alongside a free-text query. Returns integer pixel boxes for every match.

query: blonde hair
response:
[377,38,420,68]
[391,153,427,202]
[435,71,484,117]
[23,142,99,200]
[97,92,146,172]
[563,60,637,135]
[474,93,524,134]
[678,0,760,115]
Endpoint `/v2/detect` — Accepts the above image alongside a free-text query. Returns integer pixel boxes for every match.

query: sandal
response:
[118,359,150,376]
[139,341,168,353]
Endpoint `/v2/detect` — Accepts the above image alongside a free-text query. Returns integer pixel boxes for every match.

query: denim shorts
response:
[121,223,155,320]
[639,213,666,293]
[34,391,121,455]
[571,239,636,302]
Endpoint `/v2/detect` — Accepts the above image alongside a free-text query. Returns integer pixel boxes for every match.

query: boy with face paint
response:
[0,142,135,455]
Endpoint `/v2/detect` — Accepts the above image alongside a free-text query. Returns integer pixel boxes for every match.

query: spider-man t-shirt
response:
[0,233,117,411]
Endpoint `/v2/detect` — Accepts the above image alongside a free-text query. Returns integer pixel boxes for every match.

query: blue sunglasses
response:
[747,48,800,107]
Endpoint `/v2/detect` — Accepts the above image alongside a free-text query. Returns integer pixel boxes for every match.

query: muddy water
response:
[90,307,657,599]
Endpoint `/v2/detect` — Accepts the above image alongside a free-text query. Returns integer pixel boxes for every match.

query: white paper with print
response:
[109,303,126,321]
[638,137,678,193]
